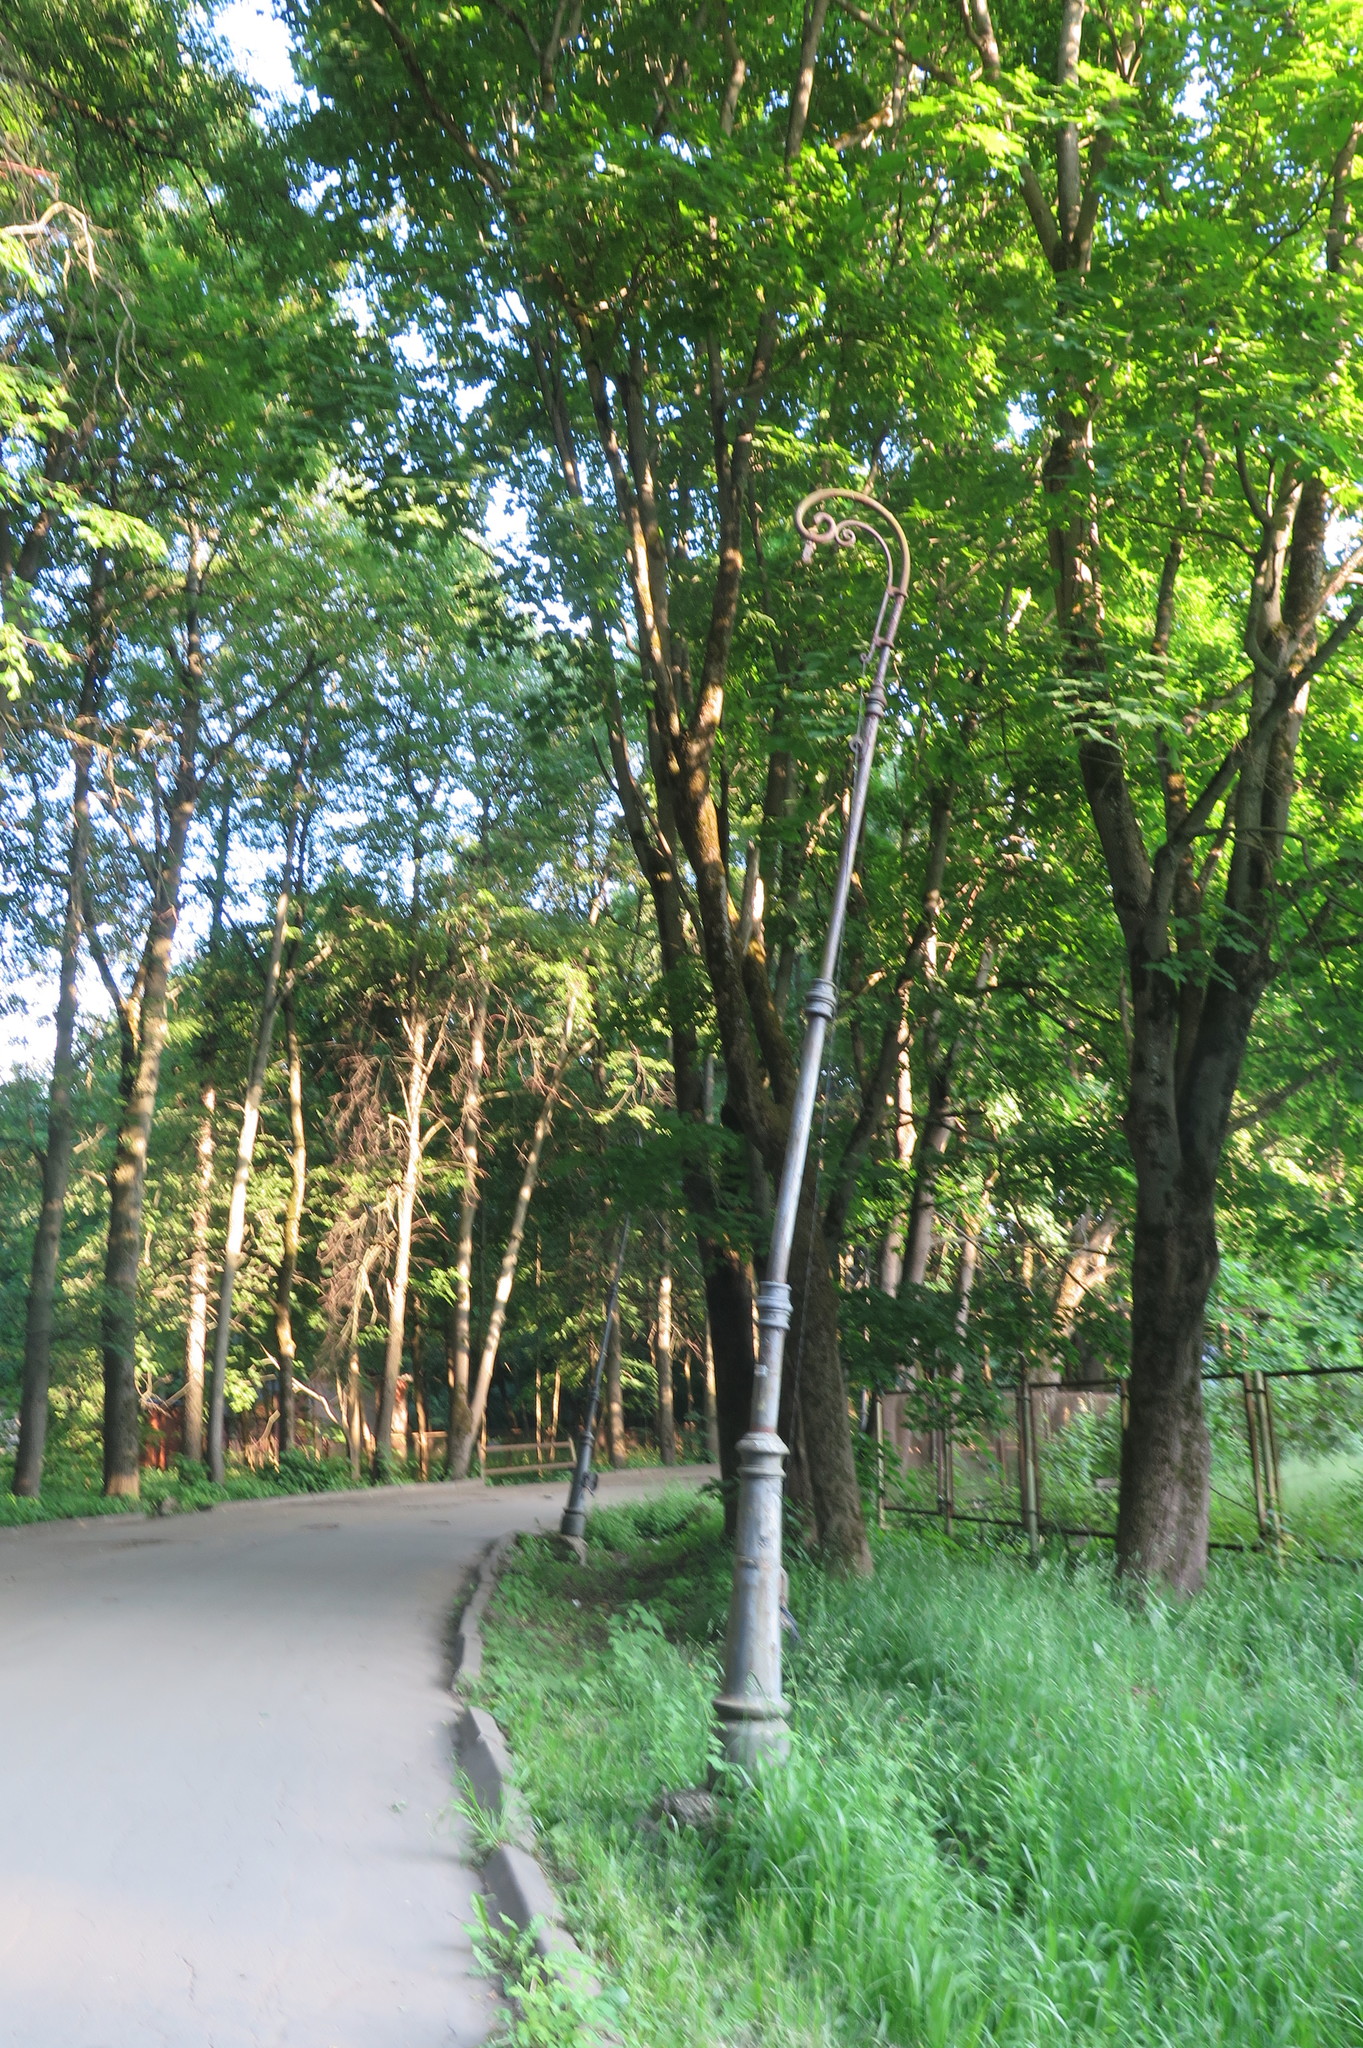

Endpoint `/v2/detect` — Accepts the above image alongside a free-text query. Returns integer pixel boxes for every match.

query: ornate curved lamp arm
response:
[794,487,911,674]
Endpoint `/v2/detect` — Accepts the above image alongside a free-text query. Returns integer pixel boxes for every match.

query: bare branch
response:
[1229,1056,1344,1133]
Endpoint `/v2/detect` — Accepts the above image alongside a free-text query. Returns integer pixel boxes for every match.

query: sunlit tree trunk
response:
[448,1019,577,1479]
[346,1348,363,1480]
[207,733,310,1484]
[373,1005,439,1478]
[655,1221,676,1464]
[273,990,306,1453]
[445,978,487,1472]
[702,1315,721,1466]
[183,1085,216,1465]
[605,1302,625,1469]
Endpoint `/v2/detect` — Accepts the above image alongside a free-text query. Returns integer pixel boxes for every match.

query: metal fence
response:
[875,1362,1363,1566]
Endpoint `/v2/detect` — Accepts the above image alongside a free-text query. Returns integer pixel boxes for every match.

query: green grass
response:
[476,1491,1363,2047]
[0,1448,363,1525]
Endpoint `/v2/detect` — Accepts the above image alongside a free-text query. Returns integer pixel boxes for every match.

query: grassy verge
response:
[0,1449,362,1526]
[477,1491,1363,2047]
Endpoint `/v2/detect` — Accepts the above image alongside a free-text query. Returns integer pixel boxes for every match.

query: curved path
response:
[0,1465,702,2048]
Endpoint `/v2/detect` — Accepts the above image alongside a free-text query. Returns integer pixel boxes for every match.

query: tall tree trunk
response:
[655,1220,676,1463]
[374,1008,434,1477]
[702,1252,753,1508]
[183,1085,216,1465]
[691,1056,756,1508]
[273,990,306,1454]
[605,1300,625,1468]
[206,738,310,1485]
[1114,1192,1217,1589]
[346,1348,363,1480]
[101,547,209,1497]
[448,1031,574,1478]
[780,1179,873,1572]
[1053,1207,1119,1379]
[878,1012,915,1298]
[13,578,105,1496]
[902,945,995,1288]
[702,1314,721,1466]
[445,979,487,1472]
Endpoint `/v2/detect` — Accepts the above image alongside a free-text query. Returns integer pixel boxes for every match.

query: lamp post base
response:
[713,1690,791,1770]
[714,1424,790,1770]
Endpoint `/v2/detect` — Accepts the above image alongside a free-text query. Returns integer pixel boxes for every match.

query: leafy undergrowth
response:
[0,1449,362,1525]
[477,1490,1363,2047]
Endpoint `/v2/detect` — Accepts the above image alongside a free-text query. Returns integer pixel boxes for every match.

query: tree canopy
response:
[1,0,1361,1596]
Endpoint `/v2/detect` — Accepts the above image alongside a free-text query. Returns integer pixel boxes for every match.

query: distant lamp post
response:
[714,489,910,1771]
[561,1217,631,1541]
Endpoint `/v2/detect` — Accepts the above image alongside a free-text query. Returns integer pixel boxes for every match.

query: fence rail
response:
[875,1362,1363,1566]
[483,1438,577,1484]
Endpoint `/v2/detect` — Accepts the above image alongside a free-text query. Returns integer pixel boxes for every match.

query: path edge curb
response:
[451,1531,611,2017]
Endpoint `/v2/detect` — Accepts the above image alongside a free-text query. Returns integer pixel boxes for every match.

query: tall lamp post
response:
[714,489,910,1771]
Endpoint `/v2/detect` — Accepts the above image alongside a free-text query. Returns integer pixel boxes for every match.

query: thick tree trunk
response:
[655,1221,676,1464]
[781,1182,873,1573]
[445,982,487,1472]
[106,543,212,1494]
[101,644,203,1497]
[183,1086,216,1465]
[374,1009,430,1478]
[13,650,102,1494]
[1115,1194,1216,1592]
[273,992,306,1454]
[703,1251,754,1519]
[102,931,183,1492]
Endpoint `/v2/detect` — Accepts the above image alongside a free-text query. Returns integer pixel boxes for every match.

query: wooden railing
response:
[483,1438,576,1484]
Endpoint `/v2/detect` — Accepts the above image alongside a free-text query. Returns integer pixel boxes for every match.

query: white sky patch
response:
[213,0,302,102]
[0,968,107,1078]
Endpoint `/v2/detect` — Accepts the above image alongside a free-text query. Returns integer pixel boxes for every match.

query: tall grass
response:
[478,1493,1363,2047]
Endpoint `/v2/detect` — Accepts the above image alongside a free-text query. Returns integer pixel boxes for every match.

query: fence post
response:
[1258,1371,1284,1553]
[874,1394,886,1531]
[1242,1369,1268,1544]
[1018,1374,1040,1563]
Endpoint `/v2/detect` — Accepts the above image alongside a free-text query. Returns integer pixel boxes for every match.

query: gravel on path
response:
[0,1465,705,2048]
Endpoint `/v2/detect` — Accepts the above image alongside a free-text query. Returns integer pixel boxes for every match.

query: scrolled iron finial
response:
[794,486,910,598]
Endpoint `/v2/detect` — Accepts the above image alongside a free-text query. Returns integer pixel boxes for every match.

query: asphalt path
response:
[0,1465,703,2048]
